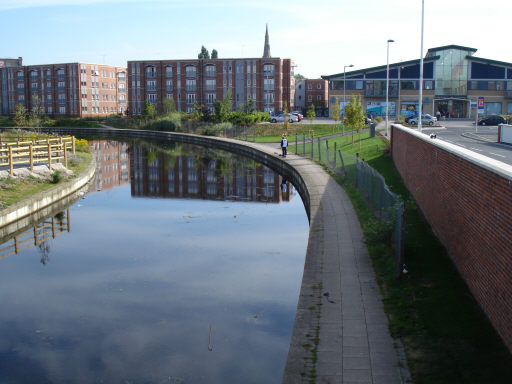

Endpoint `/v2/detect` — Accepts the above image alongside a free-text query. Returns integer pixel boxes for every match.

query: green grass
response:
[325,145,512,383]
[0,151,92,209]
[289,131,388,161]
[247,123,356,143]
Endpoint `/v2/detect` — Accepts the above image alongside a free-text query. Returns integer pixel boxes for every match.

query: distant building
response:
[0,62,127,117]
[323,44,512,119]
[0,57,23,68]
[127,26,294,115]
[89,140,131,192]
[294,78,328,116]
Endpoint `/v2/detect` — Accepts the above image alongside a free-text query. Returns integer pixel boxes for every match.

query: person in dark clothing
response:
[280,134,288,157]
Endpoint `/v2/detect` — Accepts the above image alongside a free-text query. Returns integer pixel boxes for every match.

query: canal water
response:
[0,139,309,384]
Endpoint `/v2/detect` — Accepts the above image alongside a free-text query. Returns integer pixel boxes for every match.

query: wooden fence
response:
[0,136,75,175]
[0,208,70,259]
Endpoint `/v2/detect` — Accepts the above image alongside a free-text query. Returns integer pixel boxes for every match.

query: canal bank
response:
[35,127,410,383]
[0,155,96,229]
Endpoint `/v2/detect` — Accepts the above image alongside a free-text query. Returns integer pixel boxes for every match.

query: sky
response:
[0,0,509,78]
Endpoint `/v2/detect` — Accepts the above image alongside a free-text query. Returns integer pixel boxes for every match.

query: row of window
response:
[142,63,274,78]
[145,91,262,105]
[136,78,271,90]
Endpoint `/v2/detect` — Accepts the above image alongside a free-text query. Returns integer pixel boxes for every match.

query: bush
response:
[51,170,63,184]
[75,138,90,153]
[144,114,182,131]
[363,217,394,246]
[373,116,383,124]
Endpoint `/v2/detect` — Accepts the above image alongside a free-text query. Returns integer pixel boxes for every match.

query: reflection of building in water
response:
[0,208,70,261]
[89,140,130,191]
[130,144,294,203]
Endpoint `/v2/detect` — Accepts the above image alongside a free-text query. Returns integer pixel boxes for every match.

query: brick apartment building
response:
[295,78,329,116]
[127,26,294,115]
[0,59,127,117]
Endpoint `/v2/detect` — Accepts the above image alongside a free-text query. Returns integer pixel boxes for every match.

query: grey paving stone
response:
[342,369,372,382]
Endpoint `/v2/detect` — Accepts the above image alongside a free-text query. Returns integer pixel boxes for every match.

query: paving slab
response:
[251,146,412,384]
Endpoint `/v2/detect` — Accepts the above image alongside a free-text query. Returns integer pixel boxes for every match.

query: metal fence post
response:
[295,134,298,154]
[318,138,321,161]
[355,153,359,188]
[310,135,314,159]
[338,150,346,175]
[333,142,337,168]
[303,133,306,156]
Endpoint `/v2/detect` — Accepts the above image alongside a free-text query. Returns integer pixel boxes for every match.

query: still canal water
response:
[0,139,309,384]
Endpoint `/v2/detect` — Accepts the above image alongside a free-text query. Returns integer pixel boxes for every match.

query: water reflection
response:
[0,139,308,383]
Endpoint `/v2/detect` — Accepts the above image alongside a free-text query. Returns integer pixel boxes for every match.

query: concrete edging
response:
[0,155,96,228]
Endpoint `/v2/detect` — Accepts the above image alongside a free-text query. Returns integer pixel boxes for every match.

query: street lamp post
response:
[385,39,395,137]
[343,64,354,136]
[418,0,425,132]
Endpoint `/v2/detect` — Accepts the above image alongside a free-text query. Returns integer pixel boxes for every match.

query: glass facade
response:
[430,47,470,96]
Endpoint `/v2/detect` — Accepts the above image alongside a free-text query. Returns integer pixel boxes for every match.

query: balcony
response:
[185,86,197,91]
[146,73,156,78]
[118,87,126,92]
[119,100,127,104]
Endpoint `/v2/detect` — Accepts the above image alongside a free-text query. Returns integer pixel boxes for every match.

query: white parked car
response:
[408,114,436,126]
[270,113,298,123]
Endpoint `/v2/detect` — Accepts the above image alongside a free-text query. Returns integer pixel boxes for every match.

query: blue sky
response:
[0,0,508,78]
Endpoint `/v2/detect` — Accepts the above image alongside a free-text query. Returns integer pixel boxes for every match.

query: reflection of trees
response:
[38,241,50,265]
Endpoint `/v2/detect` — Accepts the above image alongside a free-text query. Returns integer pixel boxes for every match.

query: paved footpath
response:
[255,143,410,384]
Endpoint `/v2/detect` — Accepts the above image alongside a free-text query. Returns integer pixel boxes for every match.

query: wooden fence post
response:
[64,142,68,168]
[72,136,75,154]
[48,142,52,170]
[8,146,13,175]
[29,144,34,171]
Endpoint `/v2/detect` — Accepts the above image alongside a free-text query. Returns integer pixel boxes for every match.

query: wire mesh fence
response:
[293,134,405,273]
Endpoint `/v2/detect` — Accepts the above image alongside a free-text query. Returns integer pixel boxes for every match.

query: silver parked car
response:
[408,114,436,126]
[270,113,298,123]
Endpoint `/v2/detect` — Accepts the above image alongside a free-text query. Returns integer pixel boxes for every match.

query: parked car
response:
[478,115,505,126]
[270,113,298,123]
[408,114,436,126]
[292,111,304,121]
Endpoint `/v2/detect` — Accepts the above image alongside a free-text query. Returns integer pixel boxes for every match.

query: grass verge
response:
[0,151,92,209]
[328,143,512,383]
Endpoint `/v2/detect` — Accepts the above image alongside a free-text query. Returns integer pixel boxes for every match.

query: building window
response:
[186,79,196,91]
[317,95,321,100]
[58,93,66,103]
[317,84,321,89]
[48,106,53,113]
[58,81,65,89]
[56,68,65,80]
[147,93,157,104]
[31,82,38,91]
[186,93,196,104]
[18,95,25,103]
[165,66,172,77]
[146,80,157,91]
[30,71,38,80]
[185,66,196,77]
[17,83,24,90]
[264,78,274,91]
[264,93,274,104]
[146,66,156,78]
[263,64,274,75]
[166,79,173,91]
[205,79,216,90]
[308,83,312,90]
[206,93,216,104]
[424,80,433,90]
[308,95,312,101]
[204,65,216,77]
[59,106,66,114]
[356,80,364,90]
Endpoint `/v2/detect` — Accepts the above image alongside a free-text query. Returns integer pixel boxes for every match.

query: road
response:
[416,120,512,166]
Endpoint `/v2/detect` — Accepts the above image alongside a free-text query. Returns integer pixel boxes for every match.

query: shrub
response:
[51,170,63,184]
[75,138,90,153]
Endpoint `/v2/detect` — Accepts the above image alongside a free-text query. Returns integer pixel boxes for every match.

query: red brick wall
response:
[391,124,512,353]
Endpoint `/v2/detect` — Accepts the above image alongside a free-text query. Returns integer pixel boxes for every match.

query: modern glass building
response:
[322,44,512,119]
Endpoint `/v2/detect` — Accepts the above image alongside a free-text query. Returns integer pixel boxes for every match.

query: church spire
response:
[263,24,271,58]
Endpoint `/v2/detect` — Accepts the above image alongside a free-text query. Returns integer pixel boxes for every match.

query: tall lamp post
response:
[418,0,425,132]
[385,39,395,137]
[343,64,354,136]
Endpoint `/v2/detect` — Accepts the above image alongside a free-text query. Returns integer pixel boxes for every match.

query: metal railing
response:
[293,134,405,272]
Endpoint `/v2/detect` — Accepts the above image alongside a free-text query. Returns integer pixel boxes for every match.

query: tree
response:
[246,96,256,113]
[214,90,232,123]
[14,103,27,127]
[211,49,218,59]
[29,94,43,129]
[162,97,176,115]
[344,95,365,148]
[198,45,210,59]
[306,103,316,124]
[191,101,204,121]
[143,100,156,119]
[294,73,305,80]
[330,96,340,134]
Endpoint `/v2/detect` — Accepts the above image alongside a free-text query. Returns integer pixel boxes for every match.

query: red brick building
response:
[127,57,293,115]
[295,79,329,115]
[0,61,127,117]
